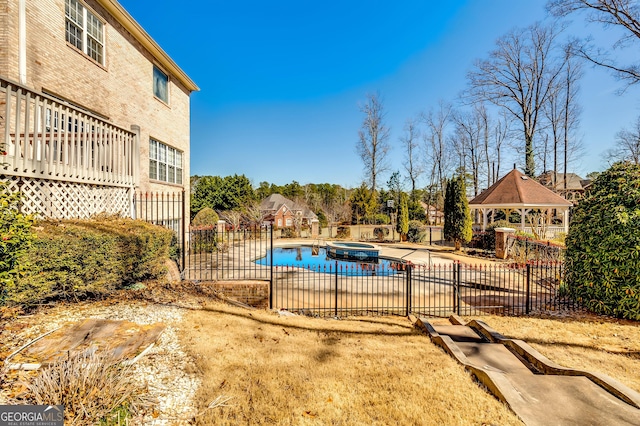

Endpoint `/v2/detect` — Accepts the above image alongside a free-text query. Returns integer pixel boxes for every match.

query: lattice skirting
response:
[1,175,132,219]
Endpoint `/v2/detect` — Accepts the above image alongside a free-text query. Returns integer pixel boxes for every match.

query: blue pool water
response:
[255,246,401,276]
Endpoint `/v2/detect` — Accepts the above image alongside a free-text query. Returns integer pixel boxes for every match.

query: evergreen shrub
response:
[192,207,219,228]
[565,162,640,319]
[0,184,35,303]
[444,176,472,250]
[374,214,390,225]
[6,218,173,306]
[407,220,427,243]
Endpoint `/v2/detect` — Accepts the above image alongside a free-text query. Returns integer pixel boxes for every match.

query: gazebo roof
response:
[470,169,572,208]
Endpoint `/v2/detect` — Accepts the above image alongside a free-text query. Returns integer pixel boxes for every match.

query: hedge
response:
[4,218,174,306]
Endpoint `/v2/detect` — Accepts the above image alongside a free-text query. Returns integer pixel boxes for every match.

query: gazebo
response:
[469,168,573,238]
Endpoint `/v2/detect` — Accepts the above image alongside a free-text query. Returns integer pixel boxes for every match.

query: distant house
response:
[260,194,318,229]
[538,172,591,202]
[419,202,444,225]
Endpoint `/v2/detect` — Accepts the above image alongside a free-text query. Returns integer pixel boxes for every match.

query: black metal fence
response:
[134,191,186,270]
[184,225,271,281]
[184,226,577,318]
[272,261,574,317]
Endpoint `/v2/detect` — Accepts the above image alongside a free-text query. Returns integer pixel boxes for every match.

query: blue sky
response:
[120,0,640,188]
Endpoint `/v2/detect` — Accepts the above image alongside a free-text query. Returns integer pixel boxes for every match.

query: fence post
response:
[456,262,461,315]
[181,190,186,273]
[452,262,457,314]
[429,227,432,245]
[406,264,412,317]
[526,263,531,314]
[269,225,273,310]
[334,261,338,317]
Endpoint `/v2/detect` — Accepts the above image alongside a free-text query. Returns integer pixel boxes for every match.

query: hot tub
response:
[325,241,380,262]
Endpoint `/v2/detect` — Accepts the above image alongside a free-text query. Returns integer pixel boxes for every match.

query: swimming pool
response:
[255,246,401,276]
[326,241,379,262]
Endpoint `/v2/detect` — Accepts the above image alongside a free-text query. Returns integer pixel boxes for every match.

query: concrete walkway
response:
[375,242,500,266]
[415,315,640,426]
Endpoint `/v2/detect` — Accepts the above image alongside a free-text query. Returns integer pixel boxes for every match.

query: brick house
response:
[419,201,444,225]
[259,193,318,232]
[0,0,198,224]
[538,171,591,203]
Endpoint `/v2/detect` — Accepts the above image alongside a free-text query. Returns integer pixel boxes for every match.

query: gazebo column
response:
[563,208,569,234]
[519,208,531,232]
[482,208,488,231]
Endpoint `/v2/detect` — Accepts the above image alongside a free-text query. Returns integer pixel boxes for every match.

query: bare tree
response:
[479,104,491,191]
[609,115,640,164]
[491,111,510,184]
[422,101,453,206]
[219,210,243,230]
[561,50,583,192]
[400,118,423,193]
[544,79,563,184]
[451,106,486,196]
[467,22,567,177]
[549,0,640,89]
[243,201,265,226]
[542,46,583,193]
[357,93,391,192]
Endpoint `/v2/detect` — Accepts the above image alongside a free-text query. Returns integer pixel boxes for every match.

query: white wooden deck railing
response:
[1,77,138,187]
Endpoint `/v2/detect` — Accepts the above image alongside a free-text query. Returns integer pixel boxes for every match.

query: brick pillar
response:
[495,227,516,259]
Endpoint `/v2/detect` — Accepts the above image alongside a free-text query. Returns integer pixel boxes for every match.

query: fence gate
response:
[184,225,272,282]
[134,191,186,271]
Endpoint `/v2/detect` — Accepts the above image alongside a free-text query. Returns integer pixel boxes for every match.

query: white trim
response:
[96,0,198,92]
[149,138,183,185]
[65,0,106,66]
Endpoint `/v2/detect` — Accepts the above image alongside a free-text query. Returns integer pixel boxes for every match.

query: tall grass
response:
[22,351,152,425]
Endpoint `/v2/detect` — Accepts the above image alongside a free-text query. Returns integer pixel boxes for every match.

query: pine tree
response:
[444,175,472,250]
[397,192,409,241]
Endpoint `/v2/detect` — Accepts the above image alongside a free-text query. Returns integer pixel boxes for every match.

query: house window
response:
[153,66,169,103]
[65,0,104,65]
[149,139,182,184]
[277,219,282,227]
[286,218,292,227]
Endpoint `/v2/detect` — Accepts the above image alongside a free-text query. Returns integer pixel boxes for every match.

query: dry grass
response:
[18,351,153,425]
[474,314,640,393]
[180,301,523,426]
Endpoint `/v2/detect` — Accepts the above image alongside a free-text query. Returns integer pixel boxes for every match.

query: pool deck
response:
[273,239,497,267]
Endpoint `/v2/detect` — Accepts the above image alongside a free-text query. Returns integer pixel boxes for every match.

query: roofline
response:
[98,0,199,92]
[469,203,572,209]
